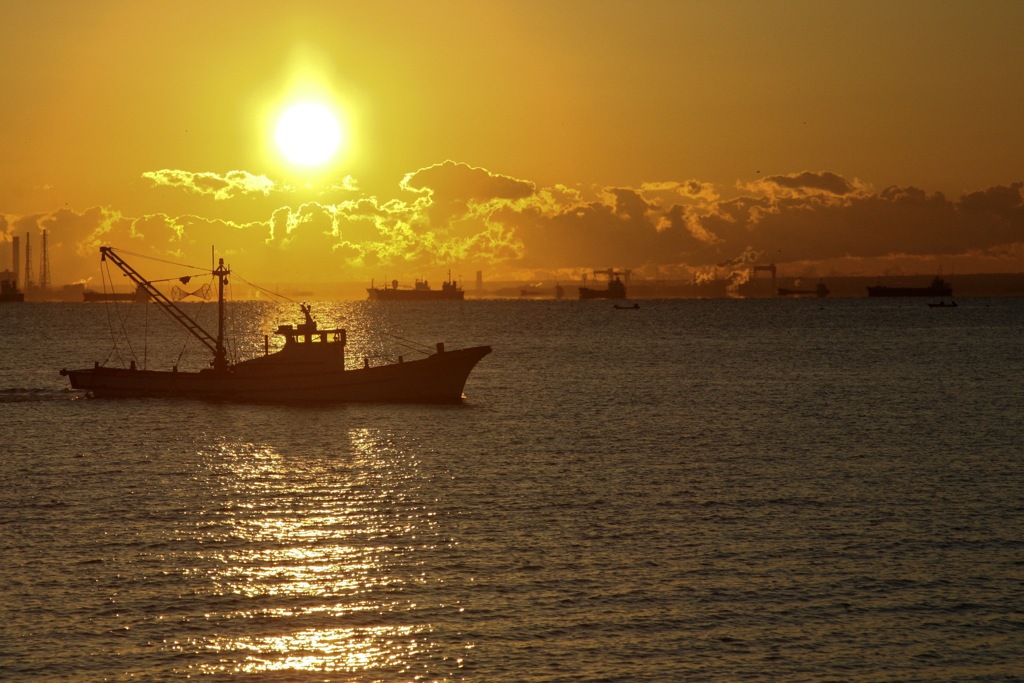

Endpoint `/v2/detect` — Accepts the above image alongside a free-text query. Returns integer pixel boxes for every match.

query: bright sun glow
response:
[275,102,343,166]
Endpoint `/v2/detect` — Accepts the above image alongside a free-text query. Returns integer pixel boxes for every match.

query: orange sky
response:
[1,0,1022,290]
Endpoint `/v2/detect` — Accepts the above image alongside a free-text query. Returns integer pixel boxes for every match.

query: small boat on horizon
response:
[778,281,830,298]
[613,303,639,309]
[61,248,490,402]
[928,300,958,308]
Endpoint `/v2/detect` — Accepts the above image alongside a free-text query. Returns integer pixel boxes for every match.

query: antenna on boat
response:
[213,254,229,372]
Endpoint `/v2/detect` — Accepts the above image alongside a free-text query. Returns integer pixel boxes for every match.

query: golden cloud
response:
[2,166,1021,287]
[142,170,279,200]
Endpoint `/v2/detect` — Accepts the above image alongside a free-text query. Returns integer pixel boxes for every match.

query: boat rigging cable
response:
[385,333,437,357]
[97,249,313,371]
[100,257,140,369]
[99,249,220,371]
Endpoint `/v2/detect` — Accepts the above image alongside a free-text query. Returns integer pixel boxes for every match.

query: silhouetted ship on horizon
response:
[61,248,490,402]
[367,275,464,301]
[778,281,830,298]
[1,274,24,302]
[519,283,566,299]
[867,276,953,298]
[579,268,628,300]
[82,285,150,302]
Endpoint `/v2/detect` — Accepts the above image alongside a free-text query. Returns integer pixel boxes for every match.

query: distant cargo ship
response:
[367,275,464,301]
[778,281,830,298]
[867,276,953,298]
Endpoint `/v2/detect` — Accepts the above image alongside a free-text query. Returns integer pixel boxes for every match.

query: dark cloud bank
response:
[3,162,1022,287]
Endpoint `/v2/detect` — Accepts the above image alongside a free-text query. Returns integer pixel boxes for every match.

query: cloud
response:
[400,160,536,202]
[4,166,1022,287]
[959,182,1024,223]
[759,170,858,196]
[142,169,279,200]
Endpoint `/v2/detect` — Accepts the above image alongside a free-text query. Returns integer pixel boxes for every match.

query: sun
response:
[274,102,343,167]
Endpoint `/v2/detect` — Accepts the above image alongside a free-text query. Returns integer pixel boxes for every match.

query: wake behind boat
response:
[61,248,490,402]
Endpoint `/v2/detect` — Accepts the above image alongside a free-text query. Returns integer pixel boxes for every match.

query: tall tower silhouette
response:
[23,233,34,289]
[12,235,20,288]
[40,229,51,290]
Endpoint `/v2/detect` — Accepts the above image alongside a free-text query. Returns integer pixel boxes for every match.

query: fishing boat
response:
[867,276,953,298]
[367,275,464,300]
[60,248,490,402]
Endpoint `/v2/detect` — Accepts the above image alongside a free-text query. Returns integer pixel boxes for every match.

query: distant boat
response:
[83,285,149,302]
[520,283,567,299]
[579,269,628,300]
[778,281,830,298]
[61,248,490,402]
[519,285,543,297]
[1,276,24,302]
[613,303,639,309]
[367,275,464,301]
[928,301,958,308]
[867,276,953,298]
[580,277,626,299]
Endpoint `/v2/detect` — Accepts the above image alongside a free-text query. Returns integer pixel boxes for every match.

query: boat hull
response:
[62,346,491,403]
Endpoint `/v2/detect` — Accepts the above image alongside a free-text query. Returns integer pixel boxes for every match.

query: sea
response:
[1,296,1022,682]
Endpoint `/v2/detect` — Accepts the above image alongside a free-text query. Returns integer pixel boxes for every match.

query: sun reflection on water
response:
[181,425,462,677]
[198,625,429,675]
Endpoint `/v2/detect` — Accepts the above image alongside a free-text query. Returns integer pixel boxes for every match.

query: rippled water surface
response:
[2,298,1023,681]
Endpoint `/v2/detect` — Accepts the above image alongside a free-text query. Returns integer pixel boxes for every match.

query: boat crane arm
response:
[100,247,228,369]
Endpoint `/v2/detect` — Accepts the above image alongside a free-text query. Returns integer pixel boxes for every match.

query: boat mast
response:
[100,247,230,371]
[215,257,228,372]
